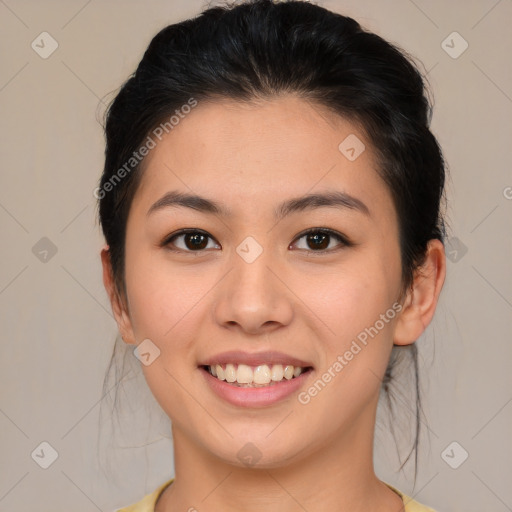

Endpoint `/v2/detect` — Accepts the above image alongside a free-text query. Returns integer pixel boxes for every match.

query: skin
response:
[102,95,446,512]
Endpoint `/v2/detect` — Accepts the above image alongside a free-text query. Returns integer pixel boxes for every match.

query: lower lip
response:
[200,367,313,407]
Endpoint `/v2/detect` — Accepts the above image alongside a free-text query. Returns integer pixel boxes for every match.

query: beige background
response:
[1,1,511,511]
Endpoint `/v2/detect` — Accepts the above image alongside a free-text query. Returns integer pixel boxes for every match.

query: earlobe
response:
[100,245,137,345]
[393,239,446,346]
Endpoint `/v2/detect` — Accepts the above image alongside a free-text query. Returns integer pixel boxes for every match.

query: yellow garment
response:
[115,479,437,511]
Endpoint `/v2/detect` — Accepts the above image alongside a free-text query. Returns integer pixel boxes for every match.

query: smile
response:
[204,363,312,387]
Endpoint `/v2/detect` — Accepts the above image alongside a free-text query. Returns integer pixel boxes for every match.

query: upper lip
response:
[199,350,314,368]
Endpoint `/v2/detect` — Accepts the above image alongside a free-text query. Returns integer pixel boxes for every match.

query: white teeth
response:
[208,363,307,385]
[284,365,294,380]
[225,363,236,383]
[215,365,225,380]
[237,364,253,384]
[271,364,284,381]
[253,365,272,384]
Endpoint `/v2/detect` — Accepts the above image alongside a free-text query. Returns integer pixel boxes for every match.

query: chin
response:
[210,437,305,470]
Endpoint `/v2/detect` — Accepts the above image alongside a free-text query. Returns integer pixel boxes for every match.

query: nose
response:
[212,241,294,336]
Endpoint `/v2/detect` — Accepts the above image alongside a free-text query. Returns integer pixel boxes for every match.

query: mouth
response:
[200,363,314,388]
[198,350,315,407]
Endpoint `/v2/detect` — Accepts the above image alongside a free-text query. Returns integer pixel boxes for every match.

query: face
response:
[116,95,405,467]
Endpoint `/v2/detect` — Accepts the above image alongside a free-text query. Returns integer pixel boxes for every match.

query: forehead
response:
[130,95,394,224]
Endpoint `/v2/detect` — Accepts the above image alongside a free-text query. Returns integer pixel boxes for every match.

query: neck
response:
[157,395,403,512]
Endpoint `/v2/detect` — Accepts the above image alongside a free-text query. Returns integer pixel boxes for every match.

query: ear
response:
[393,239,446,346]
[101,245,137,345]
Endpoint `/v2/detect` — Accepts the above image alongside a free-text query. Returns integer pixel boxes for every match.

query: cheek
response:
[123,247,223,370]
[123,251,213,419]
[299,269,400,412]
[300,253,402,404]
[305,259,400,344]
[126,265,208,341]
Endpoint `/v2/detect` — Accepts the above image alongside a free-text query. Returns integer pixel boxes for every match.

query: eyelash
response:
[161,227,352,254]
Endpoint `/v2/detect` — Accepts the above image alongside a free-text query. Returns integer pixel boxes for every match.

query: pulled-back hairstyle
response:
[97,0,446,487]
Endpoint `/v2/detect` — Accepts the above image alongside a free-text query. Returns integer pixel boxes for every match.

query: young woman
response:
[97,1,446,510]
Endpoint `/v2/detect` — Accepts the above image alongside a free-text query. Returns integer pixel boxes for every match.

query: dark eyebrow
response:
[275,190,370,219]
[147,190,370,219]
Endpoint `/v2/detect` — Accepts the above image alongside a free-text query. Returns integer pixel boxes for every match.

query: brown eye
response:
[292,228,349,252]
[182,232,209,250]
[164,230,219,252]
[305,232,330,250]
